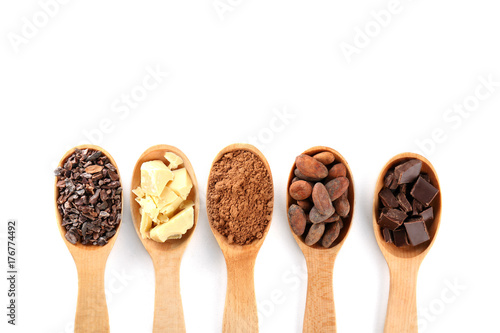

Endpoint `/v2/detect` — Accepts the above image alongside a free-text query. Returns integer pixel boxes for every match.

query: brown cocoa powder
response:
[207,150,273,245]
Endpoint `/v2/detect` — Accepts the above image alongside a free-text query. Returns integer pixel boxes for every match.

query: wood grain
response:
[206,143,274,333]
[55,145,122,333]
[286,146,355,333]
[130,145,199,333]
[372,152,442,333]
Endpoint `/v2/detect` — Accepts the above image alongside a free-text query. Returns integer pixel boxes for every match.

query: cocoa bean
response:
[313,151,335,165]
[289,180,313,201]
[295,154,328,180]
[297,200,313,212]
[334,191,350,217]
[311,183,334,216]
[305,222,325,246]
[321,221,341,248]
[309,206,334,223]
[325,177,349,201]
[288,204,307,236]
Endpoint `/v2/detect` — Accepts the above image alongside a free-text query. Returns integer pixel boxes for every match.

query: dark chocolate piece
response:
[400,183,408,195]
[383,228,393,243]
[420,173,431,182]
[410,176,439,206]
[420,207,434,222]
[378,209,407,230]
[396,192,412,213]
[384,171,395,188]
[389,175,399,190]
[395,159,422,184]
[393,227,409,247]
[379,188,399,208]
[412,199,423,215]
[404,217,430,246]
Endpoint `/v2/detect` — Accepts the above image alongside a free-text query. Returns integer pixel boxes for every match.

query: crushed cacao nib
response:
[55,148,121,246]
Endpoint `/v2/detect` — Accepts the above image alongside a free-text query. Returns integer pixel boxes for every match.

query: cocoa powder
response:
[207,150,273,245]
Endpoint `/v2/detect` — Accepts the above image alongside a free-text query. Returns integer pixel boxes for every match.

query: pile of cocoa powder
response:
[207,150,274,245]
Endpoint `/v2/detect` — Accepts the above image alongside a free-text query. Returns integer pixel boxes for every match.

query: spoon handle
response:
[384,263,419,333]
[303,255,336,333]
[75,258,109,333]
[152,256,186,333]
[223,257,258,333]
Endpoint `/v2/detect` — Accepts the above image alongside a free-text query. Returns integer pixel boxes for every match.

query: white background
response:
[1,0,499,332]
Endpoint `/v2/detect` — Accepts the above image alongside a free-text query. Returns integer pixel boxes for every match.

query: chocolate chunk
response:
[410,176,439,206]
[393,227,409,247]
[383,228,393,243]
[384,171,395,188]
[379,188,399,208]
[396,192,412,213]
[395,159,422,184]
[404,217,430,246]
[420,173,431,182]
[412,199,423,215]
[400,183,408,195]
[378,209,407,230]
[420,207,434,222]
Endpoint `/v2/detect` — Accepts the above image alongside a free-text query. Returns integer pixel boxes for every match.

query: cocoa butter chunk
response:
[379,188,399,208]
[404,217,430,246]
[420,207,434,222]
[378,209,407,230]
[393,227,409,247]
[311,183,334,216]
[295,154,328,180]
[396,192,412,213]
[305,222,325,246]
[394,159,422,184]
[321,222,341,248]
[325,177,349,201]
[288,204,307,236]
[410,176,439,206]
[382,228,393,243]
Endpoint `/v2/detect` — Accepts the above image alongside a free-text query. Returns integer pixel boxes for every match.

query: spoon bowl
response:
[54,144,123,333]
[372,152,442,332]
[286,146,355,333]
[206,143,274,333]
[130,144,199,333]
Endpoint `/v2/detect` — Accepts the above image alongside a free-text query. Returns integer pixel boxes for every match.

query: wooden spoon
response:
[54,145,123,333]
[372,153,442,333]
[286,146,355,333]
[130,144,199,333]
[206,143,274,333]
